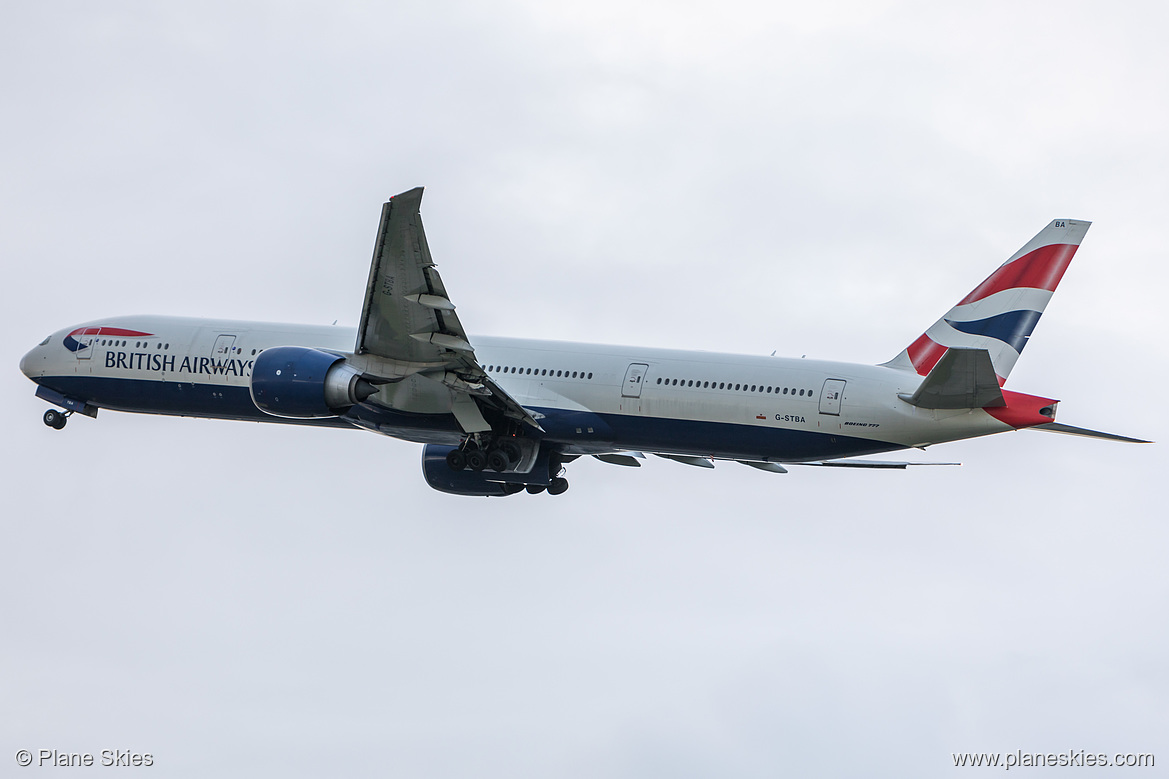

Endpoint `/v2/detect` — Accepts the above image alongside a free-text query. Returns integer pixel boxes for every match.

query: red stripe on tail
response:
[957,243,1078,305]
[906,334,948,376]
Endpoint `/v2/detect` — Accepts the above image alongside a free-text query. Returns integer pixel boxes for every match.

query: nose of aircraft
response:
[20,342,43,380]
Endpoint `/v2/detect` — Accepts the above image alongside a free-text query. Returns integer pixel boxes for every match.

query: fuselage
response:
[21,315,1023,463]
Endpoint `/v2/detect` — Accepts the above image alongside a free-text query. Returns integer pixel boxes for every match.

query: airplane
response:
[19,188,1148,496]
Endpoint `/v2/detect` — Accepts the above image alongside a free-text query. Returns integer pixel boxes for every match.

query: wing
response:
[354,188,541,432]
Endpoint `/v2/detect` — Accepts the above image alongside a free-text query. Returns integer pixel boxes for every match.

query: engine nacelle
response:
[250,346,376,419]
[422,445,524,497]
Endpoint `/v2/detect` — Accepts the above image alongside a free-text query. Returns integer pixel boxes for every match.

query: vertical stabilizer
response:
[883,219,1091,384]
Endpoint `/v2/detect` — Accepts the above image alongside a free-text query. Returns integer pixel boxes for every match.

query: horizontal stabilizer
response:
[1029,422,1151,444]
[899,347,1004,409]
[792,459,961,469]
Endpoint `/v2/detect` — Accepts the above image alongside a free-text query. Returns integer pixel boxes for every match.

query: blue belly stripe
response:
[33,374,902,461]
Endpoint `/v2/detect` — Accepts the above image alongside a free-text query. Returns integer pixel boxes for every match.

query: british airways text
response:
[104,351,254,377]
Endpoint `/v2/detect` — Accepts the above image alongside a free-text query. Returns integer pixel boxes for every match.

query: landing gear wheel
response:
[466,448,487,472]
[486,449,511,472]
[446,449,467,472]
[547,477,569,496]
[43,409,67,429]
[525,484,546,495]
[497,440,522,465]
[501,483,525,495]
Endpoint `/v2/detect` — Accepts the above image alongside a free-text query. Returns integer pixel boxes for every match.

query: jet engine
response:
[250,346,377,419]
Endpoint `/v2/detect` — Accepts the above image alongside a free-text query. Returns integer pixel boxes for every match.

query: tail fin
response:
[883,219,1091,384]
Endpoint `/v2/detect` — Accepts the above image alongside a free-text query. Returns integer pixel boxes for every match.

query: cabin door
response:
[622,363,649,398]
[819,379,846,415]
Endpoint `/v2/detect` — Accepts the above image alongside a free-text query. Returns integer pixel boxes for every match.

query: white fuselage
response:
[21,315,1017,462]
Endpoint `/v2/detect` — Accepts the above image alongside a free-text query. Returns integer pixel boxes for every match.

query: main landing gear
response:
[521,454,570,496]
[526,472,570,491]
[446,440,571,495]
[42,408,69,430]
[445,439,523,473]
[520,476,569,495]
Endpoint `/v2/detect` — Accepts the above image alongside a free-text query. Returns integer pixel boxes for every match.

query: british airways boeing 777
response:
[19,188,1148,495]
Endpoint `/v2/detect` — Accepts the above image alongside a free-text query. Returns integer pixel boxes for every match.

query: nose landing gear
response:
[42,408,69,430]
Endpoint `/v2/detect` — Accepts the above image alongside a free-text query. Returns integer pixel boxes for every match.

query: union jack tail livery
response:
[885,219,1092,385]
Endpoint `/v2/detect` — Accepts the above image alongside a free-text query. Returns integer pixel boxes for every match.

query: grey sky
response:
[2,2,1166,776]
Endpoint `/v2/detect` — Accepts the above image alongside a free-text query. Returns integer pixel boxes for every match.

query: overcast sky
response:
[2,1,1166,776]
